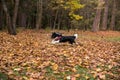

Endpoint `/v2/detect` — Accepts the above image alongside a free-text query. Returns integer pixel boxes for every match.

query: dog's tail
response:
[74,34,78,39]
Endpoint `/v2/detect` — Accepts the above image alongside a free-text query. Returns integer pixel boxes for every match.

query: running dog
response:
[51,32,78,44]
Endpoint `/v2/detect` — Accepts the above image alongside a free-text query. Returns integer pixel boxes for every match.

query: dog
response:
[51,33,78,44]
[51,32,62,39]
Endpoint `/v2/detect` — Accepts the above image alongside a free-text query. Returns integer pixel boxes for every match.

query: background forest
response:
[0,0,120,35]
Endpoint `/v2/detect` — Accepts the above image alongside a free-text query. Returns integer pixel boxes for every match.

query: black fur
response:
[51,32,62,39]
[59,36,76,44]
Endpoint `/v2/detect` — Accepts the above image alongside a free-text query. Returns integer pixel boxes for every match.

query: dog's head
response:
[51,32,62,39]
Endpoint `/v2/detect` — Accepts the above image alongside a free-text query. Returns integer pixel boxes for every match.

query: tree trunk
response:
[92,0,104,32]
[53,10,59,30]
[101,0,109,30]
[49,16,52,29]
[18,12,27,28]
[22,13,27,28]
[19,1,28,28]
[12,0,19,31]
[57,10,63,30]
[36,0,43,30]
[57,17,61,30]
[0,4,3,30]
[110,0,116,30]
[1,0,16,35]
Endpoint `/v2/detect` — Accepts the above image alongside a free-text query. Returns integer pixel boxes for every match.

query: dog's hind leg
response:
[69,40,75,44]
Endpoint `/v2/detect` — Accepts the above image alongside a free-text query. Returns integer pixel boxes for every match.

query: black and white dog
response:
[51,32,78,44]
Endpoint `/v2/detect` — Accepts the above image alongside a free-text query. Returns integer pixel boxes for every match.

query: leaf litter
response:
[0,30,120,80]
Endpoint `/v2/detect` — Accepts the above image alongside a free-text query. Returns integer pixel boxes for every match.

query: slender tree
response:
[101,0,109,30]
[13,0,19,32]
[1,0,17,35]
[110,0,116,30]
[0,2,3,30]
[36,0,43,30]
[53,10,59,30]
[92,0,104,32]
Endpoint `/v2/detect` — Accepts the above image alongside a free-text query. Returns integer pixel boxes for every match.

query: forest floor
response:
[0,30,120,80]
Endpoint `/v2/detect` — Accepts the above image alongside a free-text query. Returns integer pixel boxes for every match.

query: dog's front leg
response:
[51,39,60,44]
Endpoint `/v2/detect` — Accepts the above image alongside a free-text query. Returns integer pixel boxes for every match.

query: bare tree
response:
[110,0,116,30]
[53,10,59,30]
[1,0,19,35]
[101,0,109,30]
[13,0,20,31]
[0,3,3,30]
[92,0,104,32]
[1,0,16,35]
[36,0,43,30]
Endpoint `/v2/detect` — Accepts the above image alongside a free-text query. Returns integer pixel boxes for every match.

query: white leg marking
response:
[51,40,60,44]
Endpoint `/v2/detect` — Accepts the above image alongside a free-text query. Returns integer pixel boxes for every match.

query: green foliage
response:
[0,72,8,80]
[105,37,120,42]
[110,66,120,74]
[12,67,28,79]
[75,65,96,80]
[105,65,120,80]
[44,65,96,80]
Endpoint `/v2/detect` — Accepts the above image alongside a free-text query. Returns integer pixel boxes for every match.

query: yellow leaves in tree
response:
[66,0,84,10]
[69,13,83,20]
[57,0,64,4]
[64,0,84,20]
[74,15,83,20]
[51,0,84,20]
